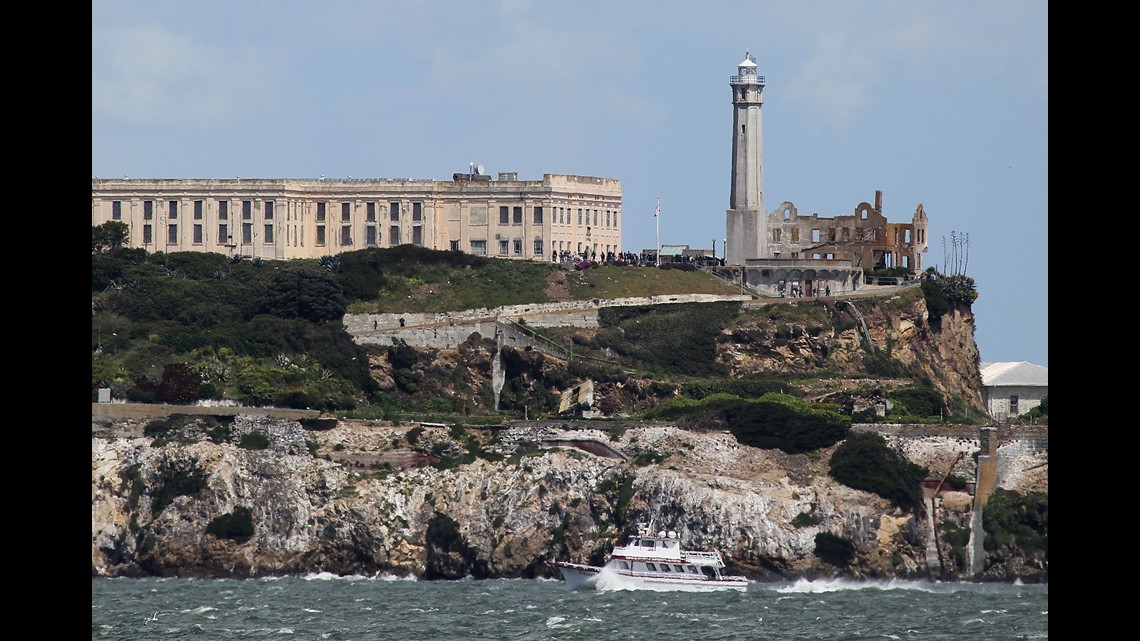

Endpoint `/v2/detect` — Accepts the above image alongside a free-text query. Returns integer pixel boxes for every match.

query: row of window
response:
[113,199,424,224]
[140,222,424,248]
[615,560,700,575]
[773,227,879,243]
[111,200,618,228]
[550,206,619,228]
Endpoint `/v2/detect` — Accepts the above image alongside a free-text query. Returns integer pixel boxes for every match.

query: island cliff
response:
[91,286,1047,583]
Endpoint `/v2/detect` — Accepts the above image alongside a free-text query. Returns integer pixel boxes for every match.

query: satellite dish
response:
[477,164,485,175]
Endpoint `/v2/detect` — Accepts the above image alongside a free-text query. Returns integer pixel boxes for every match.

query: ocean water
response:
[91,574,1047,640]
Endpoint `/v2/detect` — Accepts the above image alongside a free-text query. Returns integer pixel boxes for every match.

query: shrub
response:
[723,394,850,454]
[791,511,821,528]
[205,506,255,542]
[150,459,209,515]
[238,431,270,450]
[829,431,928,514]
[814,532,856,566]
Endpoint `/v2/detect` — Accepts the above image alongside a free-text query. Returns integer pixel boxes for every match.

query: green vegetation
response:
[205,506,255,542]
[149,459,209,515]
[646,393,850,454]
[828,431,928,514]
[791,511,821,528]
[982,488,1048,570]
[238,430,270,450]
[813,531,856,566]
[1022,396,1048,421]
[91,240,980,424]
[940,520,971,572]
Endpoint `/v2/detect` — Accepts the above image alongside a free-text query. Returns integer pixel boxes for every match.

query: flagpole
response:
[655,197,661,267]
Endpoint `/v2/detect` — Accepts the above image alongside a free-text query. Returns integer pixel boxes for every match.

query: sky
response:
[92,1,1047,367]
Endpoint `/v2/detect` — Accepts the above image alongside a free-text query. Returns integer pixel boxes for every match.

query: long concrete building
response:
[90,168,622,262]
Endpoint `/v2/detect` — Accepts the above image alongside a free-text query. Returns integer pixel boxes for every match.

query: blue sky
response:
[92,1,1047,367]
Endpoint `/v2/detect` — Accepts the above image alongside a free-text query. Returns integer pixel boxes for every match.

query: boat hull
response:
[552,561,747,592]
[551,562,601,590]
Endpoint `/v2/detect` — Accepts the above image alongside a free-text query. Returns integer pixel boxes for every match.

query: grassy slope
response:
[346,261,742,314]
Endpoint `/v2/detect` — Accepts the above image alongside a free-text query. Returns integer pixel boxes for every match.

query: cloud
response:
[92,24,277,128]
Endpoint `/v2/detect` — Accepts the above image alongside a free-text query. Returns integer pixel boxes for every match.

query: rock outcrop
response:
[91,416,1046,582]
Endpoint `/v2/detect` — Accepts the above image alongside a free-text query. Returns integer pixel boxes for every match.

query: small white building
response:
[980,361,1048,422]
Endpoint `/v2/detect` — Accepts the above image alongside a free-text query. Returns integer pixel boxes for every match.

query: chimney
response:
[875,190,882,212]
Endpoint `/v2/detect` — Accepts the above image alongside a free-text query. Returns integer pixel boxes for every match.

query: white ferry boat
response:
[551,520,748,591]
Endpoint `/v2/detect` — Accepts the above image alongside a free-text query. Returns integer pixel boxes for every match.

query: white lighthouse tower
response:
[724,51,766,266]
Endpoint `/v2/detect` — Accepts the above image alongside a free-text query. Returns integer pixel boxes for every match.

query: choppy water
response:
[91,574,1047,640]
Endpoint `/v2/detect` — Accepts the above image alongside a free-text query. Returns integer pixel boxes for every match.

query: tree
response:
[92,221,130,254]
[259,265,347,323]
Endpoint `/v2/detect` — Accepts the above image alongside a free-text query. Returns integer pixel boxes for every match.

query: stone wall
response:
[344,293,750,349]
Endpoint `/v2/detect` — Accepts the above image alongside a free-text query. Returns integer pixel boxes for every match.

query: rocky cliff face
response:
[91,415,1046,583]
[717,289,982,410]
[92,288,1043,583]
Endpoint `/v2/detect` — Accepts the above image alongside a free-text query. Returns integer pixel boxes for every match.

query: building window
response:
[193,224,203,244]
[791,228,800,242]
[167,224,178,244]
[340,225,352,246]
[390,202,399,221]
[412,226,422,245]
[470,239,487,255]
[218,201,228,220]
[772,229,781,242]
[316,225,326,245]
[593,210,598,226]
[390,225,400,245]
[240,201,251,220]
[143,201,153,220]
[606,211,610,227]
[143,224,153,244]
[264,224,274,243]
[218,224,229,245]
[513,206,522,224]
[242,223,253,244]
[194,200,203,219]
[366,225,377,246]
[497,240,508,255]
[500,206,509,224]
[413,202,422,221]
[450,240,460,251]
[367,202,376,222]
[534,239,543,255]
[317,202,326,222]
[513,239,522,255]
[613,210,619,228]
[1009,395,1019,417]
[265,201,274,220]
[111,201,122,220]
[533,206,543,224]
[342,202,351,222]
[169,200,178,219]
[578,208,582,225]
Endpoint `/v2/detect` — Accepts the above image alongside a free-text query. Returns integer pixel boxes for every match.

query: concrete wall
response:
[344,293,750,349]
[985,384,1047,422]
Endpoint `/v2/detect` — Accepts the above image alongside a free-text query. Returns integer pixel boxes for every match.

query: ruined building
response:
[723,51,929,297]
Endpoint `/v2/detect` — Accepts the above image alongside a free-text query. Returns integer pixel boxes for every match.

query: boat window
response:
[688,566,699,574]
[619,561,630,570]
[646,563,657,571]
[641,539,655,548]
[674,565,684,572]
[660,564,671,572]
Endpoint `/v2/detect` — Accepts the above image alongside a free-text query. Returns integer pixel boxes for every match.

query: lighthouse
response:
[724,51,766,266]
